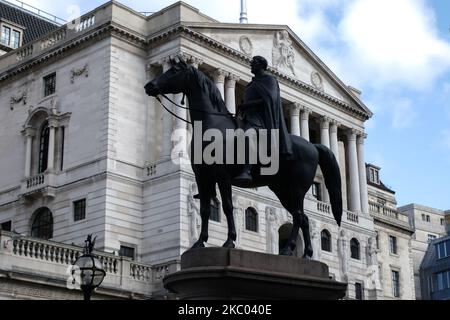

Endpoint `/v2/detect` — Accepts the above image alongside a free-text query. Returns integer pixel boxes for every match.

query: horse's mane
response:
[191,67,230,114]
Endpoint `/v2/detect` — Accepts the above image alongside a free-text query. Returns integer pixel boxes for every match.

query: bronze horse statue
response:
[145,57,342,258]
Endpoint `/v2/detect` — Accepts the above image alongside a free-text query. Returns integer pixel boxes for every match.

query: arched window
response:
[210,198,220,222]
[350,238,360,260]
[31,208,53,240]
[321,229,332,252]
[38,121,50,173]
[245,207,258,232]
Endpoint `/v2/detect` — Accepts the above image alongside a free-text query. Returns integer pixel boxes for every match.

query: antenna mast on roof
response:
[240,0,248,23]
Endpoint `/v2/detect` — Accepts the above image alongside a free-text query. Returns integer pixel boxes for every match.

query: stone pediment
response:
[186,23,372,118]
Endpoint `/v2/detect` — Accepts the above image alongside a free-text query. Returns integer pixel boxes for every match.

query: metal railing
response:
[1,0,66,24]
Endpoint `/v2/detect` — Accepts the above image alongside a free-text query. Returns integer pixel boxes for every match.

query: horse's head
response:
[144,56,192,97]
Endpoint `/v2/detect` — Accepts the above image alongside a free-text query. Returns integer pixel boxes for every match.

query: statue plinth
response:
[163,248,347,300]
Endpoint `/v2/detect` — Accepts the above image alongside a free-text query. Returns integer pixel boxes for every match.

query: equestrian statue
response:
[145,55,342,258]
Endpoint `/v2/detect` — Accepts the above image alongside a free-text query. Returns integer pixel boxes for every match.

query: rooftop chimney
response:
[240,0,248,23]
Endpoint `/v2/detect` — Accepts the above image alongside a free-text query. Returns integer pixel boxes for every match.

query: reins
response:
[156,93,236,126]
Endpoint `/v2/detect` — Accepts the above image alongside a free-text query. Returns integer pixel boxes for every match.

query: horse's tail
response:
[315,144,343,227]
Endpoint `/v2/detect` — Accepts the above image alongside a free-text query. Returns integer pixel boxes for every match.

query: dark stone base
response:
[164,248,347,300]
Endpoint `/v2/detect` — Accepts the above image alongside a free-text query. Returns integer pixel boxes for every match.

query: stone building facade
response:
[398,204,448,299]
[366,164,415,300]
[0,0,423,300]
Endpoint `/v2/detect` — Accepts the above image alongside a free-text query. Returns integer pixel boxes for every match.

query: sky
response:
[16,0,450,210]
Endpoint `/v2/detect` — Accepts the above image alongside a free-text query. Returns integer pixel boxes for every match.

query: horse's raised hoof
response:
[222,240,236,249]
[191,241,205,250]
[280,247,293,256]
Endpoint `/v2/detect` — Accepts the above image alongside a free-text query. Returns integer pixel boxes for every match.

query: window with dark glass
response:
[350,238,360,260]
[392,271,400,298]
[355,282,363,300]
[1,26,10,46]
[210,198,220,222]
[437,241,449,259]
[119,245,135,260]
[321,230,332,252]
[73,199,86,222]
[426,215,431,222]
[389,236,398,255]
[38,122,50,173]
[312,183,321,201]
[1,221,11,231]
[44,73,56,97]
[11,30,20,49]
[245,208,258,232]
[31,208,53,240]
[422,214,426,221]
[436,271,450,291]
[441,218,445,226]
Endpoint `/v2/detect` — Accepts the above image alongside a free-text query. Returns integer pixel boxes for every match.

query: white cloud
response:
[391,99,417,129]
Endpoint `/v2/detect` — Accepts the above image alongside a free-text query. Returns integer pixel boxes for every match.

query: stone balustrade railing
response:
[0,231,178,299]
[26,174,46,189]
[369,201,409,224]
[345,210,359,224]
[317,201,331,215]
[0,7,106,73]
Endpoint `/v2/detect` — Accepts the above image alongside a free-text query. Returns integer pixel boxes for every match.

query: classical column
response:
[213,69,228,100]
[300,107,311,141]
[329,120,340,164]
[225,74,240,114]
[160,57,173,159]
[23,127,36,178]
[320,117,331,148]
[347,129,361,213]
[47,119,57,172]
[289,103,301,136]
[357,133,369,214]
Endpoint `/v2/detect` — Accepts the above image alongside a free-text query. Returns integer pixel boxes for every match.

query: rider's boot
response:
[232,164,253,187]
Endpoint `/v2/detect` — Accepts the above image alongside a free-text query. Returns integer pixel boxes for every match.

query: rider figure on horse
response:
[233,56,293,185]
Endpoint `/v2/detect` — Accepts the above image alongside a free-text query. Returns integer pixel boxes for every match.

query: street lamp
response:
[72,235,106,301]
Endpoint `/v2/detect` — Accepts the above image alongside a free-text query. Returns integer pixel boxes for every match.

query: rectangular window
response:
[11,30,20,49]
[437,242,449,259]
[392,271,400,298]
[119,245,135,260]
[436,272,449,291]
[44,73,56,97]
[312,183,321,201]
[1,221,12,231]
[73,199,86,222]
[426,215,431,222]
[355,282,363,300]
[375,231,379,250]
[441,219,445,226]
[422,214,426,221]
[389,236,398,255]
[1,26,10,46]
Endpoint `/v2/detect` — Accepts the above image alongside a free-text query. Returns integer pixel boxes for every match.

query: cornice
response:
[0,22,147,83]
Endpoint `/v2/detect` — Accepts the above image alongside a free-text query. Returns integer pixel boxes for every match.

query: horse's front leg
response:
[191,195,212,249]
[218,180,236,249]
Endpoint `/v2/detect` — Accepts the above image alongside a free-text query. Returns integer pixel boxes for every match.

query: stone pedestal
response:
[164,248,347,300]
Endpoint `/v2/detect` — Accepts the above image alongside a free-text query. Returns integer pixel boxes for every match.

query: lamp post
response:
[72,235,106,301]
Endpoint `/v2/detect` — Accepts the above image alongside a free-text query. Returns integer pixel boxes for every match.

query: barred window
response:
[350,238,360,260]
[38,122,50,174]
[245,208,258,232]
[73,199,86,222]
[31,208,53,240]
[119,245,135,260]
[44,73,56,97]
[321,230,332,252]
[392,270,400,298]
